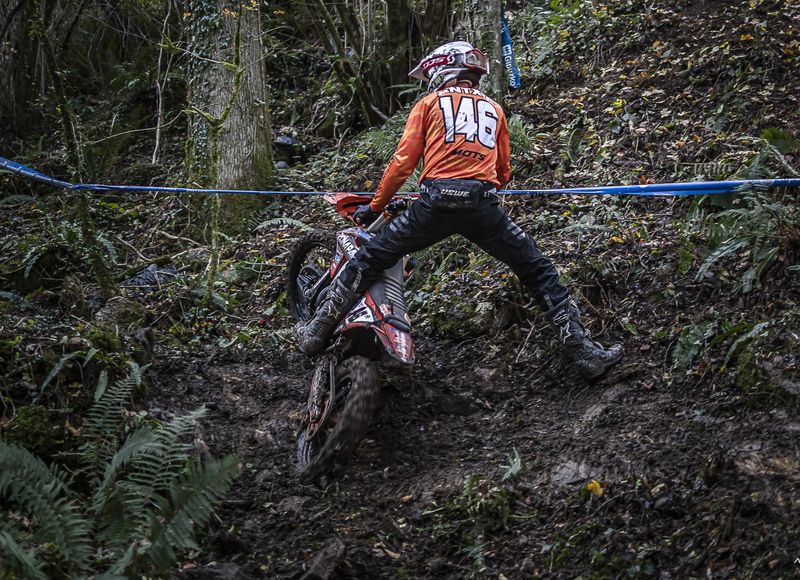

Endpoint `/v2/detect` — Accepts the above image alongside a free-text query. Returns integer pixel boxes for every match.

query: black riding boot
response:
[544,298,623,380]
[294,280,359,355]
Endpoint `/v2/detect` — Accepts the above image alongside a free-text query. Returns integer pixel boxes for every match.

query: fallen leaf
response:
[586,479,604,498]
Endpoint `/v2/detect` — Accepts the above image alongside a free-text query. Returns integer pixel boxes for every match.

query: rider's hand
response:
[354,204,381,226]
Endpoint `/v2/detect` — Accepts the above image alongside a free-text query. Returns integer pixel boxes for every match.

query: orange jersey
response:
[370,86,511,212]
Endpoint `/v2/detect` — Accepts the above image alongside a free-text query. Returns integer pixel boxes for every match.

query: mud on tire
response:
[286,230,336,322]
[298,356,380,481]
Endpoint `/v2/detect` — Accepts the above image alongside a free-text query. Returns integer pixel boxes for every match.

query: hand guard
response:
[354,205,381,226]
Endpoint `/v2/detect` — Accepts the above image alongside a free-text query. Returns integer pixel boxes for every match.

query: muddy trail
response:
[145,199,800,579]
[150,332,800,578]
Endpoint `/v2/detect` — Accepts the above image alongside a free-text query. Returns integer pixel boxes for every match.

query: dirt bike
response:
[286,192,416,480]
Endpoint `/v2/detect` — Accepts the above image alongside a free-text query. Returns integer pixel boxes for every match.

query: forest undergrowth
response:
[1,0,799,578]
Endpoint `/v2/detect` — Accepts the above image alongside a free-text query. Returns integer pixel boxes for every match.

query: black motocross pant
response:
[338,193,570,313]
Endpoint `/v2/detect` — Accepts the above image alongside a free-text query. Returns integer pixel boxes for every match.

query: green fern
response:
[92,408,204,559]
[23,246,46,279]
[0,442,93,574]
[723,321,771,368]
[0,194,36,206]
[254,216,314,232]
[91,426,156,515]
[694,183,799,292]
[127,408,205,493]
[760,127,800,155]
[359,110,409,163]
[673,321,714,369]
[508,116,533,157]
[362,128,399,163]
[0,530,47,580]
[39,351,81,395]
[114,409,207,537]
[1,368,239,576]
[81,366,144,482]
[695,239,748,281]
[144,455,239,572]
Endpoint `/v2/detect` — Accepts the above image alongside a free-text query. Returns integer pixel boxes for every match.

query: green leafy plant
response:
[694,184,799,293]
[508,116,534,157]
[501,447,525,481]
[423,474,510,574]
[673,321,714,369]
[11,217,118,295]
[760,127,800,155]
[674,318,770,370]
[358,108,410,164]
[0,367,239,578]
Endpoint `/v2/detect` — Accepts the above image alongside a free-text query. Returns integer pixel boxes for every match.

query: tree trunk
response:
[0,0,35,137]
[307,0,385,127]
[456,0,503,99]
[384,0,411,94]
[185,0,273,234]
[408,0,453,52]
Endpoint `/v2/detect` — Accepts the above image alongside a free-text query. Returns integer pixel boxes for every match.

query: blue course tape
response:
[501,179,800,197]
[1,155,799,198]
[0,156,74,189]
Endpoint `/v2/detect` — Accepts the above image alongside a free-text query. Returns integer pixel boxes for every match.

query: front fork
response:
[301,354,337,441]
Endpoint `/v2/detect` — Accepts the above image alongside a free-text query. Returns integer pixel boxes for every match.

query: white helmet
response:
[409,41,489,92]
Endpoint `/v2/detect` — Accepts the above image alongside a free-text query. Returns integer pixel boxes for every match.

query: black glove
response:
[354,204,380,226]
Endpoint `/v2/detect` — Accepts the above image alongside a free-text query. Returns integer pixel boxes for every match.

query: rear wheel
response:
[286,230,336,322]
[297,356,380,481]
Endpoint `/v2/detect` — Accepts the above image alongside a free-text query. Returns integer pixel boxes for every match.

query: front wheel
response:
[286,230,336,322]
[297,356,380,481]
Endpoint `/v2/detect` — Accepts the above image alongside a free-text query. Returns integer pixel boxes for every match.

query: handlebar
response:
[364,198,409,234]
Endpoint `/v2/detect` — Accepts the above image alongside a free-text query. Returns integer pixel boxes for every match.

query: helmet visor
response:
[463,49,489,73]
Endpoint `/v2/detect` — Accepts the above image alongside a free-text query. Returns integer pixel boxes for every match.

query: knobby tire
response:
[299,356,380,481]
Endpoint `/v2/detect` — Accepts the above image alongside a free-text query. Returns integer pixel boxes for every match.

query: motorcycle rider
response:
[295,41,623,380]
